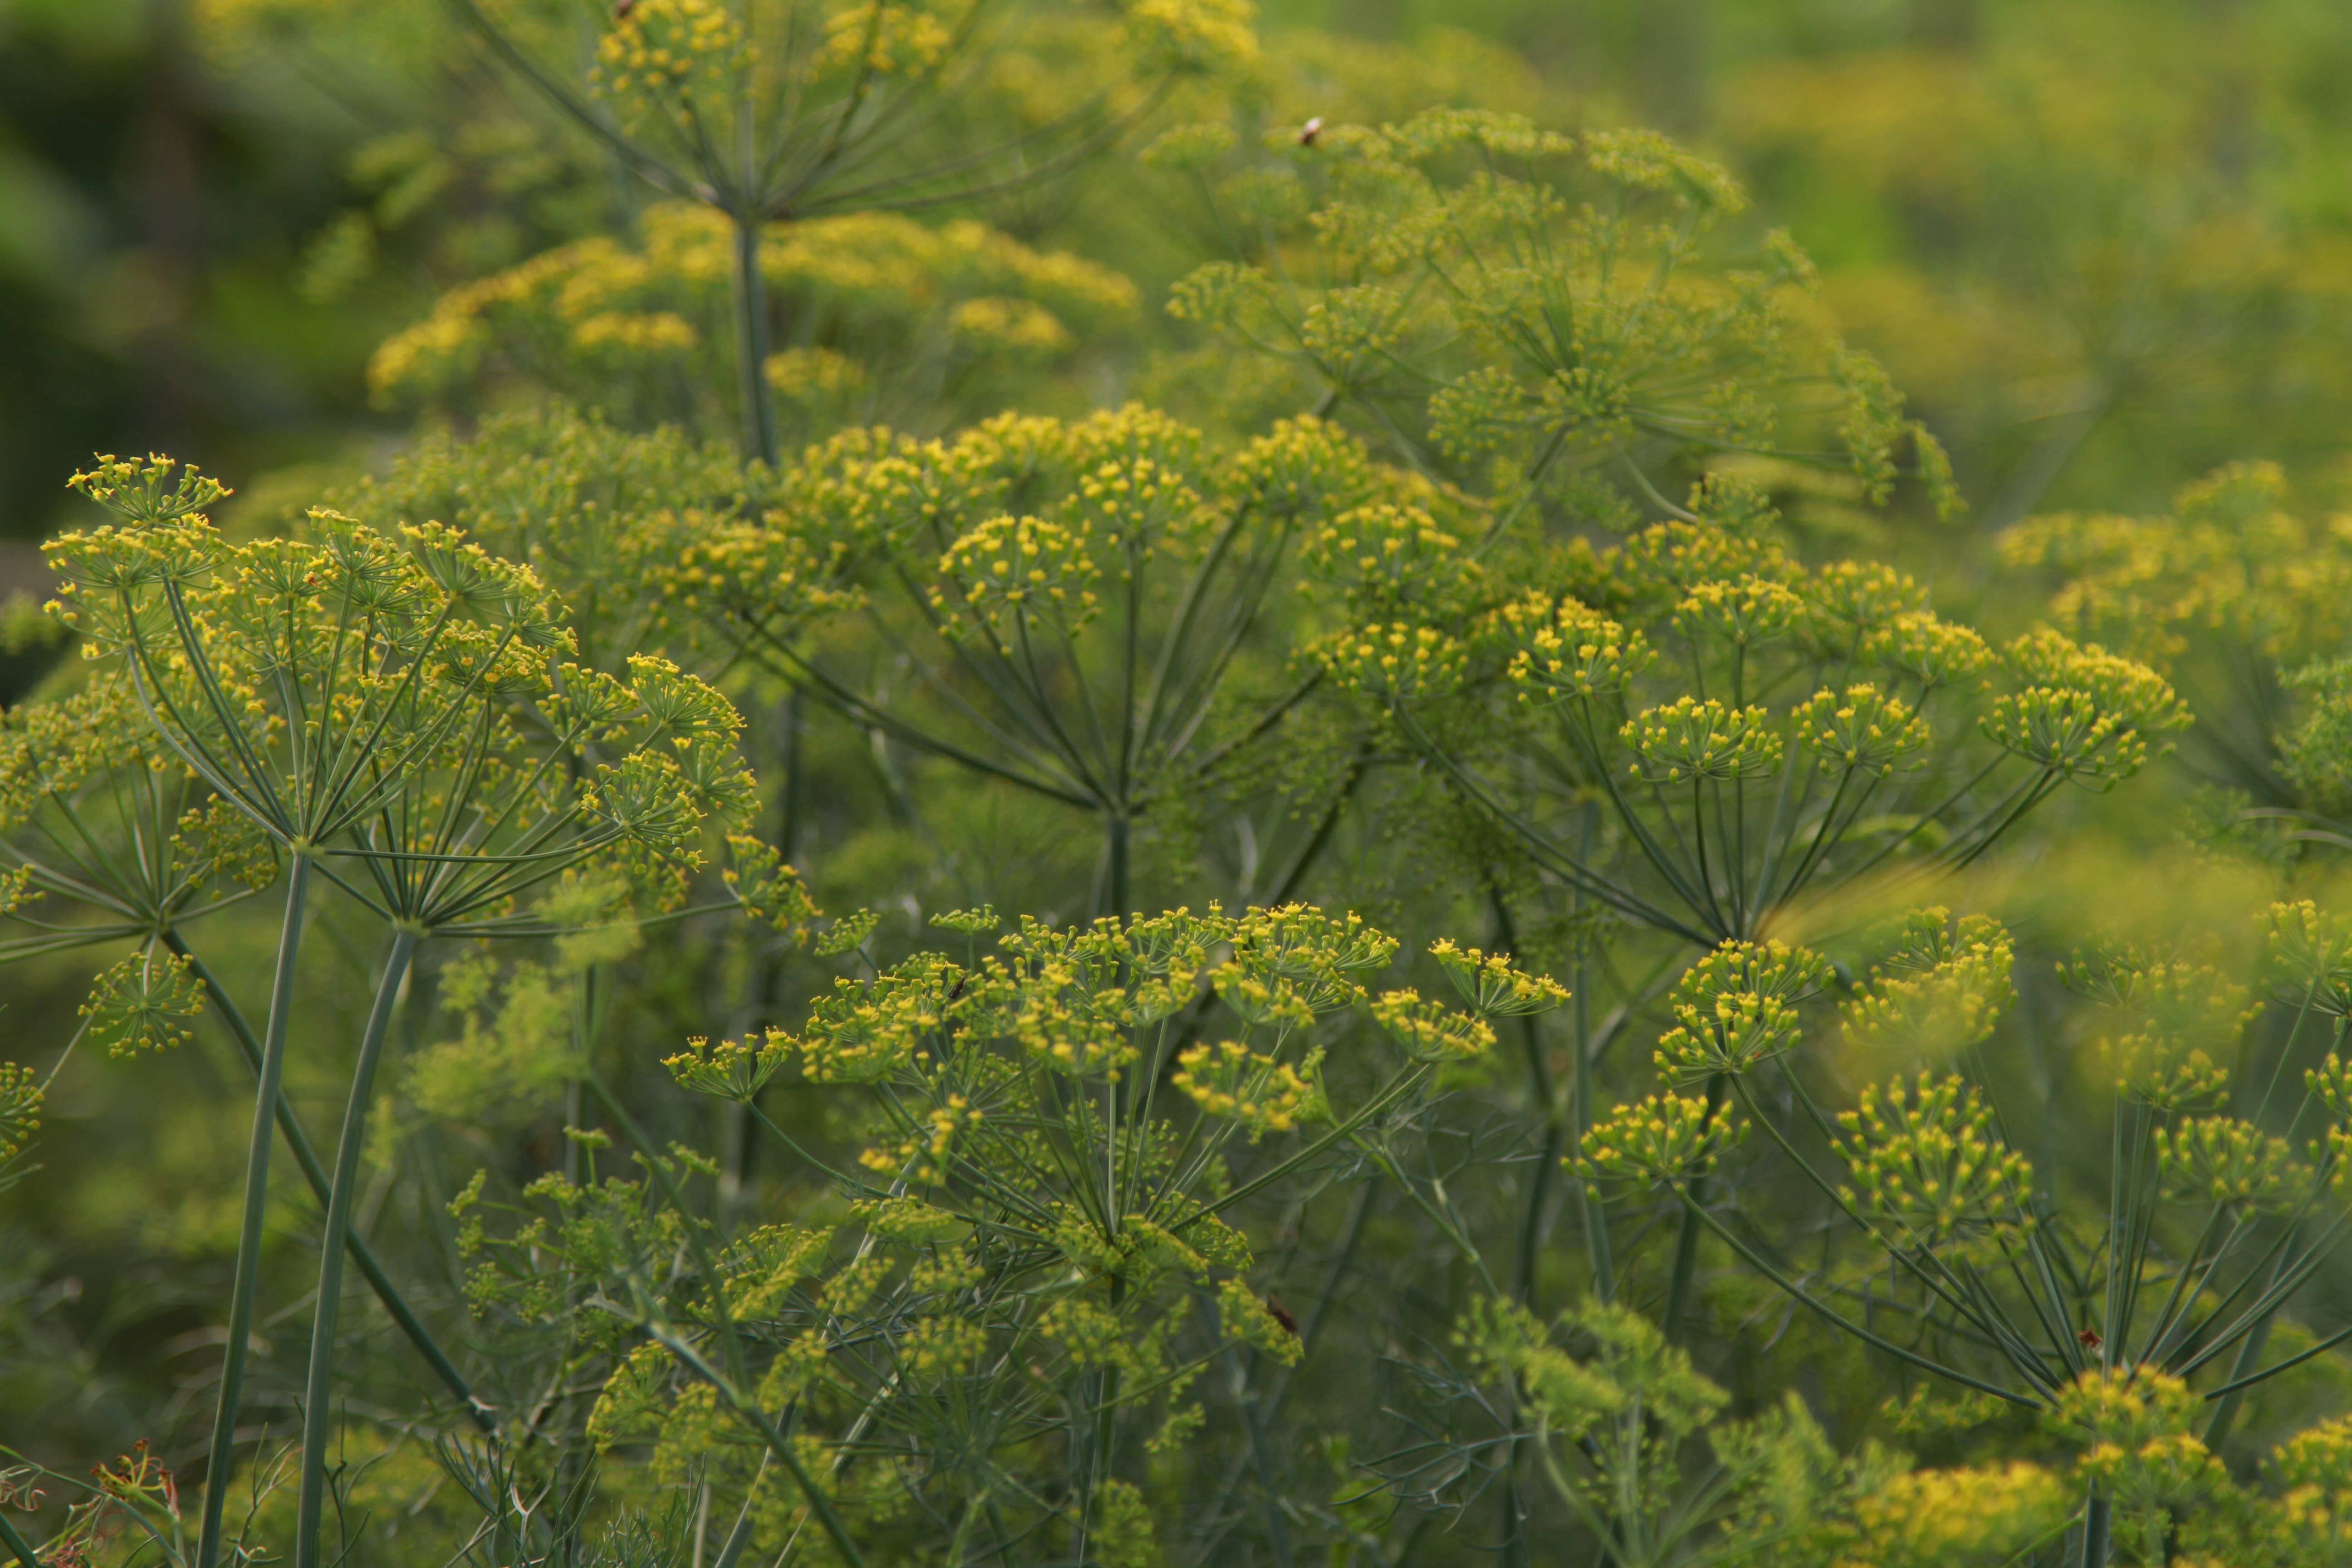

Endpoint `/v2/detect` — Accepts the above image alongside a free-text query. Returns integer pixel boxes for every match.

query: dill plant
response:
[456,903,1522,1565]
[1153,108,1954,531]
[26,456,748,1568]
[17,23,2352,1568]
[1569,897,2352,1559]
[429,0,1255,465]
[2000,458,2352,848]
[684,405,1479,918]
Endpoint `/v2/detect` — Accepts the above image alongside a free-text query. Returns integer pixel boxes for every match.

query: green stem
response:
[2079,1490,2110,1568]
[196,856,312,1568]
[1661,1074,1727,1345]
[1106,811,1131,926]
[733,212,778,469]
[1072,1278,1126,1567]
[294,929,419,1568]
[0,1509,42,1568]
[1573,960,1615,1303]
[167,934,493,1432]
[2200,1258,2286,1452]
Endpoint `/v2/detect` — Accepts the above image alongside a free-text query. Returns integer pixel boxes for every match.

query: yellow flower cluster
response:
[1838,1462,2070,1568]
[663,1029,790,1101]
[1870,608,1996,689]
[1369,989,1497,1063]
[1315,621,1469,705]
[764,345,866,406]
[1670,574,1804,648]
[1578,1090,1742,1186]
[1805,559,1928,650]
[2156,1114,2304,1210]
[858,1092,982,1182]
[1614,517,1792,605]
[1070,450,1210,549]
[1651,939,1826,1084]
[949,295,1072,356]
[2051,1363,2210,1551]
[369,203,1134,406]
[2070,956,2247,1110]
[2268,899,2352,1017]
[1304,502,1467,605]
[0,1059,39,1161]
[2003,460,2352,668]
[1840,911,2015,1065]
[1583,128,1749,213]
[79,949,206,1058]
[1426,939,1570,1017]
[1501,593,1654,704]
[593,0,747,103]
[67,452,230,523]
[1796,682,1929,774]
[1123,0,1259,76]
[934,513,1102,634]
[815,3,952,78]
[1834,1072,2034,1243]
[1172,1039,1321,1134]
[1622,696,1782,784]
[1981,628,2188,785]
[720,833,820,937]
[570,309,698,361]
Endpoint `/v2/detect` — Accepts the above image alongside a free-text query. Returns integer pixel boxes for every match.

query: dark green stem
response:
[196,856,311,1568]
[1573,969,1615,1303]
[2079,1491,2110,1568]
[1106,811,1131,926]
[295,929,419,1568]
[733,213,778,468]
[0,1508,43,1568]
[167,934,493,1432]
[2200,1276,2283,1453]
[1661,1074,1728,1345]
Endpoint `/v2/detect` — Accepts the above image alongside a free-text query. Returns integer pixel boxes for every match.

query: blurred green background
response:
[11,0,2352,564]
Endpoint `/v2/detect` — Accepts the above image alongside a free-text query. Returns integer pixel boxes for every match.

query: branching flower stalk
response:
[1585,902,2352,1561]
[1159,110,1958,528]
[1342,499,2188,951]
[451,0,1256,463]
[690,407,1454,917]
[459,902,1507,1562]
[45,456,749,1568]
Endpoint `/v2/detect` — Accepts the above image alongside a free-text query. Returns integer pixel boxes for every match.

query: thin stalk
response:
[1661,1074,1727,1346]
[295,929,420,1568]
[733,213,779,468]
[1489,888,1558,1307]
[195,856,312,1568]
[1105,812,1130,926]
[1071,1279,1126,1568]
[167,935,493,1431]
[2200,1245,2293,1451]
[1573,972,1615,1303]
[1669,1184,2036,1406]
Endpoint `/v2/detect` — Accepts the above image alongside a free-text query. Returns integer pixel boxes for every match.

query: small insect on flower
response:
[1299,117,1322,147]
[2078,1328,2103,1350]
[1266,1294,1300,1336]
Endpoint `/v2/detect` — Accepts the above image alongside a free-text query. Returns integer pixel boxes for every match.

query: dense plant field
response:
[9,1,2352,1564]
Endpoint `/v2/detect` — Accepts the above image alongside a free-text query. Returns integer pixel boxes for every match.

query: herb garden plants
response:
[8,5,2352,1566]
